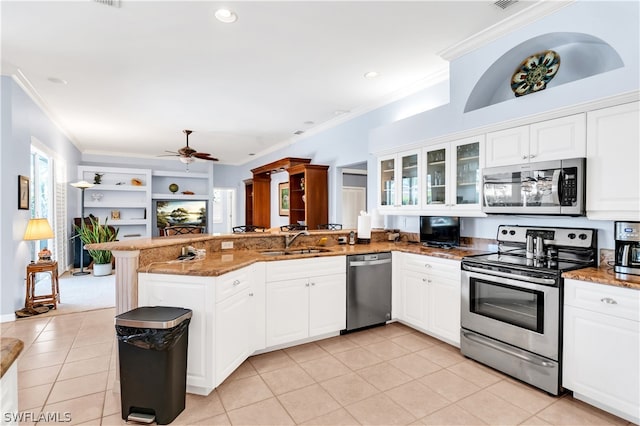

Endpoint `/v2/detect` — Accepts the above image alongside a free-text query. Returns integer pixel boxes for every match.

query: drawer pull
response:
[248,292,254,297]
[422,278,427,282]
[232,279,241,286]
[601,297,618,305]
[424,264,432,268]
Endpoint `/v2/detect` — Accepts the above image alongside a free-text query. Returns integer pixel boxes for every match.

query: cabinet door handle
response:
[522,155,528,159]
[422,278,427,282]
[248,292,254,297]
[529,154,536,159]
[311,282,315,286]
[424,264,432,268]
[232,279,241,286]
[305,283,310,287]
[601,297,617,305]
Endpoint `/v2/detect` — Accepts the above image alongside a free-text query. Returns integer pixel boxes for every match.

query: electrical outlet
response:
[221,241,233,250]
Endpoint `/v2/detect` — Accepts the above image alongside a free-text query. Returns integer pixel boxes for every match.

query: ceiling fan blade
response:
[193,152,219,161]
[157,153,180,157]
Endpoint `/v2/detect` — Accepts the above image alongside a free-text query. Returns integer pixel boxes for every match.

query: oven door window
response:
[470,277,544,333]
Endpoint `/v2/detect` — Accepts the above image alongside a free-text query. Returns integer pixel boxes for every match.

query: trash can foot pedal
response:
[127,413,155,424]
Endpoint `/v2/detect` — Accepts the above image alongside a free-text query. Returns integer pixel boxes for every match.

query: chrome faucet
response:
[285,230,310,249]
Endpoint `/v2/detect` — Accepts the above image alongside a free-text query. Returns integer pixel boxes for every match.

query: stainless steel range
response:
[460,225,597,395]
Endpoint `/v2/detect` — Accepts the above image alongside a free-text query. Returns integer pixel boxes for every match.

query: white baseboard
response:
[1,313,16,323]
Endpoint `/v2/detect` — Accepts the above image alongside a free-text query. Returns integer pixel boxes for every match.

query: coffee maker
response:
[614,221,640,276]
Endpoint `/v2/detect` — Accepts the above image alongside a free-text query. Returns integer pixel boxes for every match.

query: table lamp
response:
[23,218,55,262]
[71,180,94,275]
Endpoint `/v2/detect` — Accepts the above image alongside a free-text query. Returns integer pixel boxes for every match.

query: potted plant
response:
[74,216,119,276]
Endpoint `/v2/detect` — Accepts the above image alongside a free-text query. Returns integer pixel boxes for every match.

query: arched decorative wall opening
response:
[464,32,624,112]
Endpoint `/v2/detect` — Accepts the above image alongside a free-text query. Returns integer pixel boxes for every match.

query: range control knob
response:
[579,233,588,240]
[568,233,576,239]
[501,229,508,235]
[509,230,516,235]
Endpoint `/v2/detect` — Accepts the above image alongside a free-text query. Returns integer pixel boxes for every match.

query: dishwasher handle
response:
[349,258,392,267]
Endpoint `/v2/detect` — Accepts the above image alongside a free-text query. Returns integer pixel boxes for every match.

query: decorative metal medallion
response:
[511,50,560,97]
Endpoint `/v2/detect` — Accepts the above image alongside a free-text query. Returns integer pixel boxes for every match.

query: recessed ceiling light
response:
[215,8,237,23]
[248,153,255,156]
[334,109,350,116]
[47,77,67,84]
[364,71,379,79]
[293,130,305,135]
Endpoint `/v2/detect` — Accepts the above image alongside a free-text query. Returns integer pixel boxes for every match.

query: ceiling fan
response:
[161,130,219,163]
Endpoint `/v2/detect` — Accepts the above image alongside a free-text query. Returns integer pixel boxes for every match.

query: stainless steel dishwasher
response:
[345,252,392,332]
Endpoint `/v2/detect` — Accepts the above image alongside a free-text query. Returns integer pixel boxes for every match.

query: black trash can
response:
[115,306,192,425]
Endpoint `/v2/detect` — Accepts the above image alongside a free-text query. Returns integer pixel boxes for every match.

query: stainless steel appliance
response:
[461,225,597,395]
[482,158,585,215]
[615,221,640,276]
[344,252,392,332]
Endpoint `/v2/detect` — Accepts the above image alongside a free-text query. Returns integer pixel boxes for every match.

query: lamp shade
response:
[70,180,94,189]
[23,218,54,241]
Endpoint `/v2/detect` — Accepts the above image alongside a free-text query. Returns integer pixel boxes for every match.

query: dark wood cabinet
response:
[246,158,328,229]
[243,179,254,226]
[288,164,329,229]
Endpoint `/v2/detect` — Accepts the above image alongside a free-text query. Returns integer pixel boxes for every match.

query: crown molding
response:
[10,69,80,150]
[439,0,575,62]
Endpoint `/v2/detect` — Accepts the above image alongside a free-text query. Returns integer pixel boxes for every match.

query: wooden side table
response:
[25,261,60,309]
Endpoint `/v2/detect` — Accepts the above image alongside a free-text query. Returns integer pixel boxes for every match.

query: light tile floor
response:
[2,308,634,426]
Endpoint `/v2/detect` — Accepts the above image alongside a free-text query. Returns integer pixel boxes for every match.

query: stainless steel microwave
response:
[482,158,585,216]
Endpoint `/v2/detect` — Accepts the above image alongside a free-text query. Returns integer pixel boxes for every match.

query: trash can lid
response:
[115,306,192,329]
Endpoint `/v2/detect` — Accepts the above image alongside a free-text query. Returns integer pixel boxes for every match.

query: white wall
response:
[1,76,81,321]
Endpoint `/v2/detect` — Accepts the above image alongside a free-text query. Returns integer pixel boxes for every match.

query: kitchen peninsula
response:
[88,229,482,314]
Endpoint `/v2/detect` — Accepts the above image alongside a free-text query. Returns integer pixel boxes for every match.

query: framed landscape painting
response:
[279,182,289,216]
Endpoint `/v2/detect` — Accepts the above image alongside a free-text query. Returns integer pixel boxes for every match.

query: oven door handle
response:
[462,331,555,368]
[462,264,556,286]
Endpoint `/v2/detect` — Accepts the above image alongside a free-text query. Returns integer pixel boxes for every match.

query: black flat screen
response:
[420,216,460,247]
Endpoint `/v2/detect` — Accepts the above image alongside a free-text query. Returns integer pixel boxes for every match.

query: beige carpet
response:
[27,270,115,318]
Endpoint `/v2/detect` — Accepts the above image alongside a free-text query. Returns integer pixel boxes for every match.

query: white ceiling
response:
[1,0,537,165]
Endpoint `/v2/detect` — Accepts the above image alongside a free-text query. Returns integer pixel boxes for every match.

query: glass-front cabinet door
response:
[378,150,420,209]
[424,143,448,206]
[451,136,484,208]
[400,151,420,207]
[379,155,396,207]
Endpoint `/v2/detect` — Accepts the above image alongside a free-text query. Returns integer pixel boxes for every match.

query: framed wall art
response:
[279,182,289,216]
[18,175,29,210]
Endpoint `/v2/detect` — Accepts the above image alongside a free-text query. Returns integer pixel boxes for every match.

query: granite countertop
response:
[1,338,24,378]
[563,265,640,290]
[139,242,487,276]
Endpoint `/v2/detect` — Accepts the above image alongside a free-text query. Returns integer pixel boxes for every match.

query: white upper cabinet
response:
[485,114,586,167]
[378,149,421,210]
[423,136,484,214]
[586,101,640,221]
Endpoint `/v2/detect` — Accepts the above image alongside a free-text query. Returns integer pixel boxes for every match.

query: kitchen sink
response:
[259,248,332,256]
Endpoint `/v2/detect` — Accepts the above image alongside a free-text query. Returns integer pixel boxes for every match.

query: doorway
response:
[341,164,368,229]
[211,188,236,234]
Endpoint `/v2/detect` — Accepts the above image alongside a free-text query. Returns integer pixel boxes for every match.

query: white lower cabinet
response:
[0,362,19,426]
[265,257,346,347]
[138,265,257,396]
[397,253,461,346]
[214,282,254,385]
[563,279,640,424]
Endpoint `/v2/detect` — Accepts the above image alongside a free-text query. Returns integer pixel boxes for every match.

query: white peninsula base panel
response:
[563,279,640,424]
